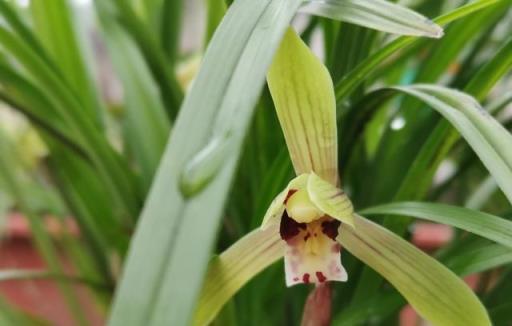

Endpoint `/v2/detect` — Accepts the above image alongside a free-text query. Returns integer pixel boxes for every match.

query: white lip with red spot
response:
[261,173,354,287]
[281,213,348,286]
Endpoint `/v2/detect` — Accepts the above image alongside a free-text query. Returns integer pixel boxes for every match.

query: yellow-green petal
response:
[338,215,491,326]
[194,224,284,326]
[307,173,354,227]
[261,173,310,229]
[267,28,338,185]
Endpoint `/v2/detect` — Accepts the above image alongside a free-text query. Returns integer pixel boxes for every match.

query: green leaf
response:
[96,8,170,190]
[0,269,109,290]
[443,243,512,276]
[338,215,491,326]
[95,0,183,120]
[194,224,283,326]
[334,0,502,101]
[30,0,104,125]
[0,129,88,326]
[204,0,227,47]
[465,37,512,100]
[107,1,303,325]
[301,0,443,38]
[390,85,512,204]
[267,28,339,185]
[0,24,140,221]
[361,202,512,248]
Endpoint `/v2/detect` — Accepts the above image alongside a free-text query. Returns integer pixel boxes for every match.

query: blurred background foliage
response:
[0,0,511,325]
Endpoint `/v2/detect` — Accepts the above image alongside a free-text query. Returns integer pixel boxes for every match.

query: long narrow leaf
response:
[334,0,501,101]
[108,1,303,325]
[301,0,443,38]
[391,85,512,204]
[361,202,512,248]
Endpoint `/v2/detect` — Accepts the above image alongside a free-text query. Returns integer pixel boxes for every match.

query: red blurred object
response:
[0,213,105,326]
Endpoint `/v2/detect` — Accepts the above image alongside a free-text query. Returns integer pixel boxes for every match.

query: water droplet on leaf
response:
[179,136,231,198]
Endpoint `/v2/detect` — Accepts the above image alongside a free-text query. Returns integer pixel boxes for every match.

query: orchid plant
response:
[195,28,495,326]
[1,0,512,325]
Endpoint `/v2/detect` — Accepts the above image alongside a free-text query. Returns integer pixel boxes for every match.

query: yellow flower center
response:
[285,189,323,223]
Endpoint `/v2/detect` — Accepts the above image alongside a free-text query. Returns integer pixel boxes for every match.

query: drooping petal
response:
[338,214,491,326]
[195,223,284,326]
[307,173,354,227]
[281,216,347,286]
[261,173,310,229]
[267,28,339,185]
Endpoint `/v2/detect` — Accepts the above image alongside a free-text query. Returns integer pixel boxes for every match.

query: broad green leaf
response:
[307,173,354,226]
[361,202,512,248]
[338,215,491,326]
[268,28,338,185]
[194,224,284,326]
[107,1,303,325]
[301,0,443,38]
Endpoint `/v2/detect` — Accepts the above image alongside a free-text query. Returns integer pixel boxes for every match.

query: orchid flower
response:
[196,26,491,326]
[262,28,354,286]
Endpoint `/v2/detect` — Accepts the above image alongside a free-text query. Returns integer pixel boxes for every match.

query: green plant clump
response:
[0,0,511,325]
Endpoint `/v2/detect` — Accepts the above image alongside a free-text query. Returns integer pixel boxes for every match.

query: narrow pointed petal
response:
[195,224,284,326]
[338,215,491,326]
[261,188,288,229]
[261,173,309,229]
[267,28,338,185]
[282,217,347,286]
[307,173,354,227]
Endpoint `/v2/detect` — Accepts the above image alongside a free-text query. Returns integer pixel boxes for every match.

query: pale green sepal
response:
[338,215,491,326]
[261,173,309,229]
[194,224,284,326]
[307,173,354,227]
[267,28,338,185]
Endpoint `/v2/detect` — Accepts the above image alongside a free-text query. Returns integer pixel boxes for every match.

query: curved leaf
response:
[443,244,512,277]
[334,0,502,101]
[338,215,490,326]
[361,202,512,248]
[390,85,512,204]
[301,0,443,38]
